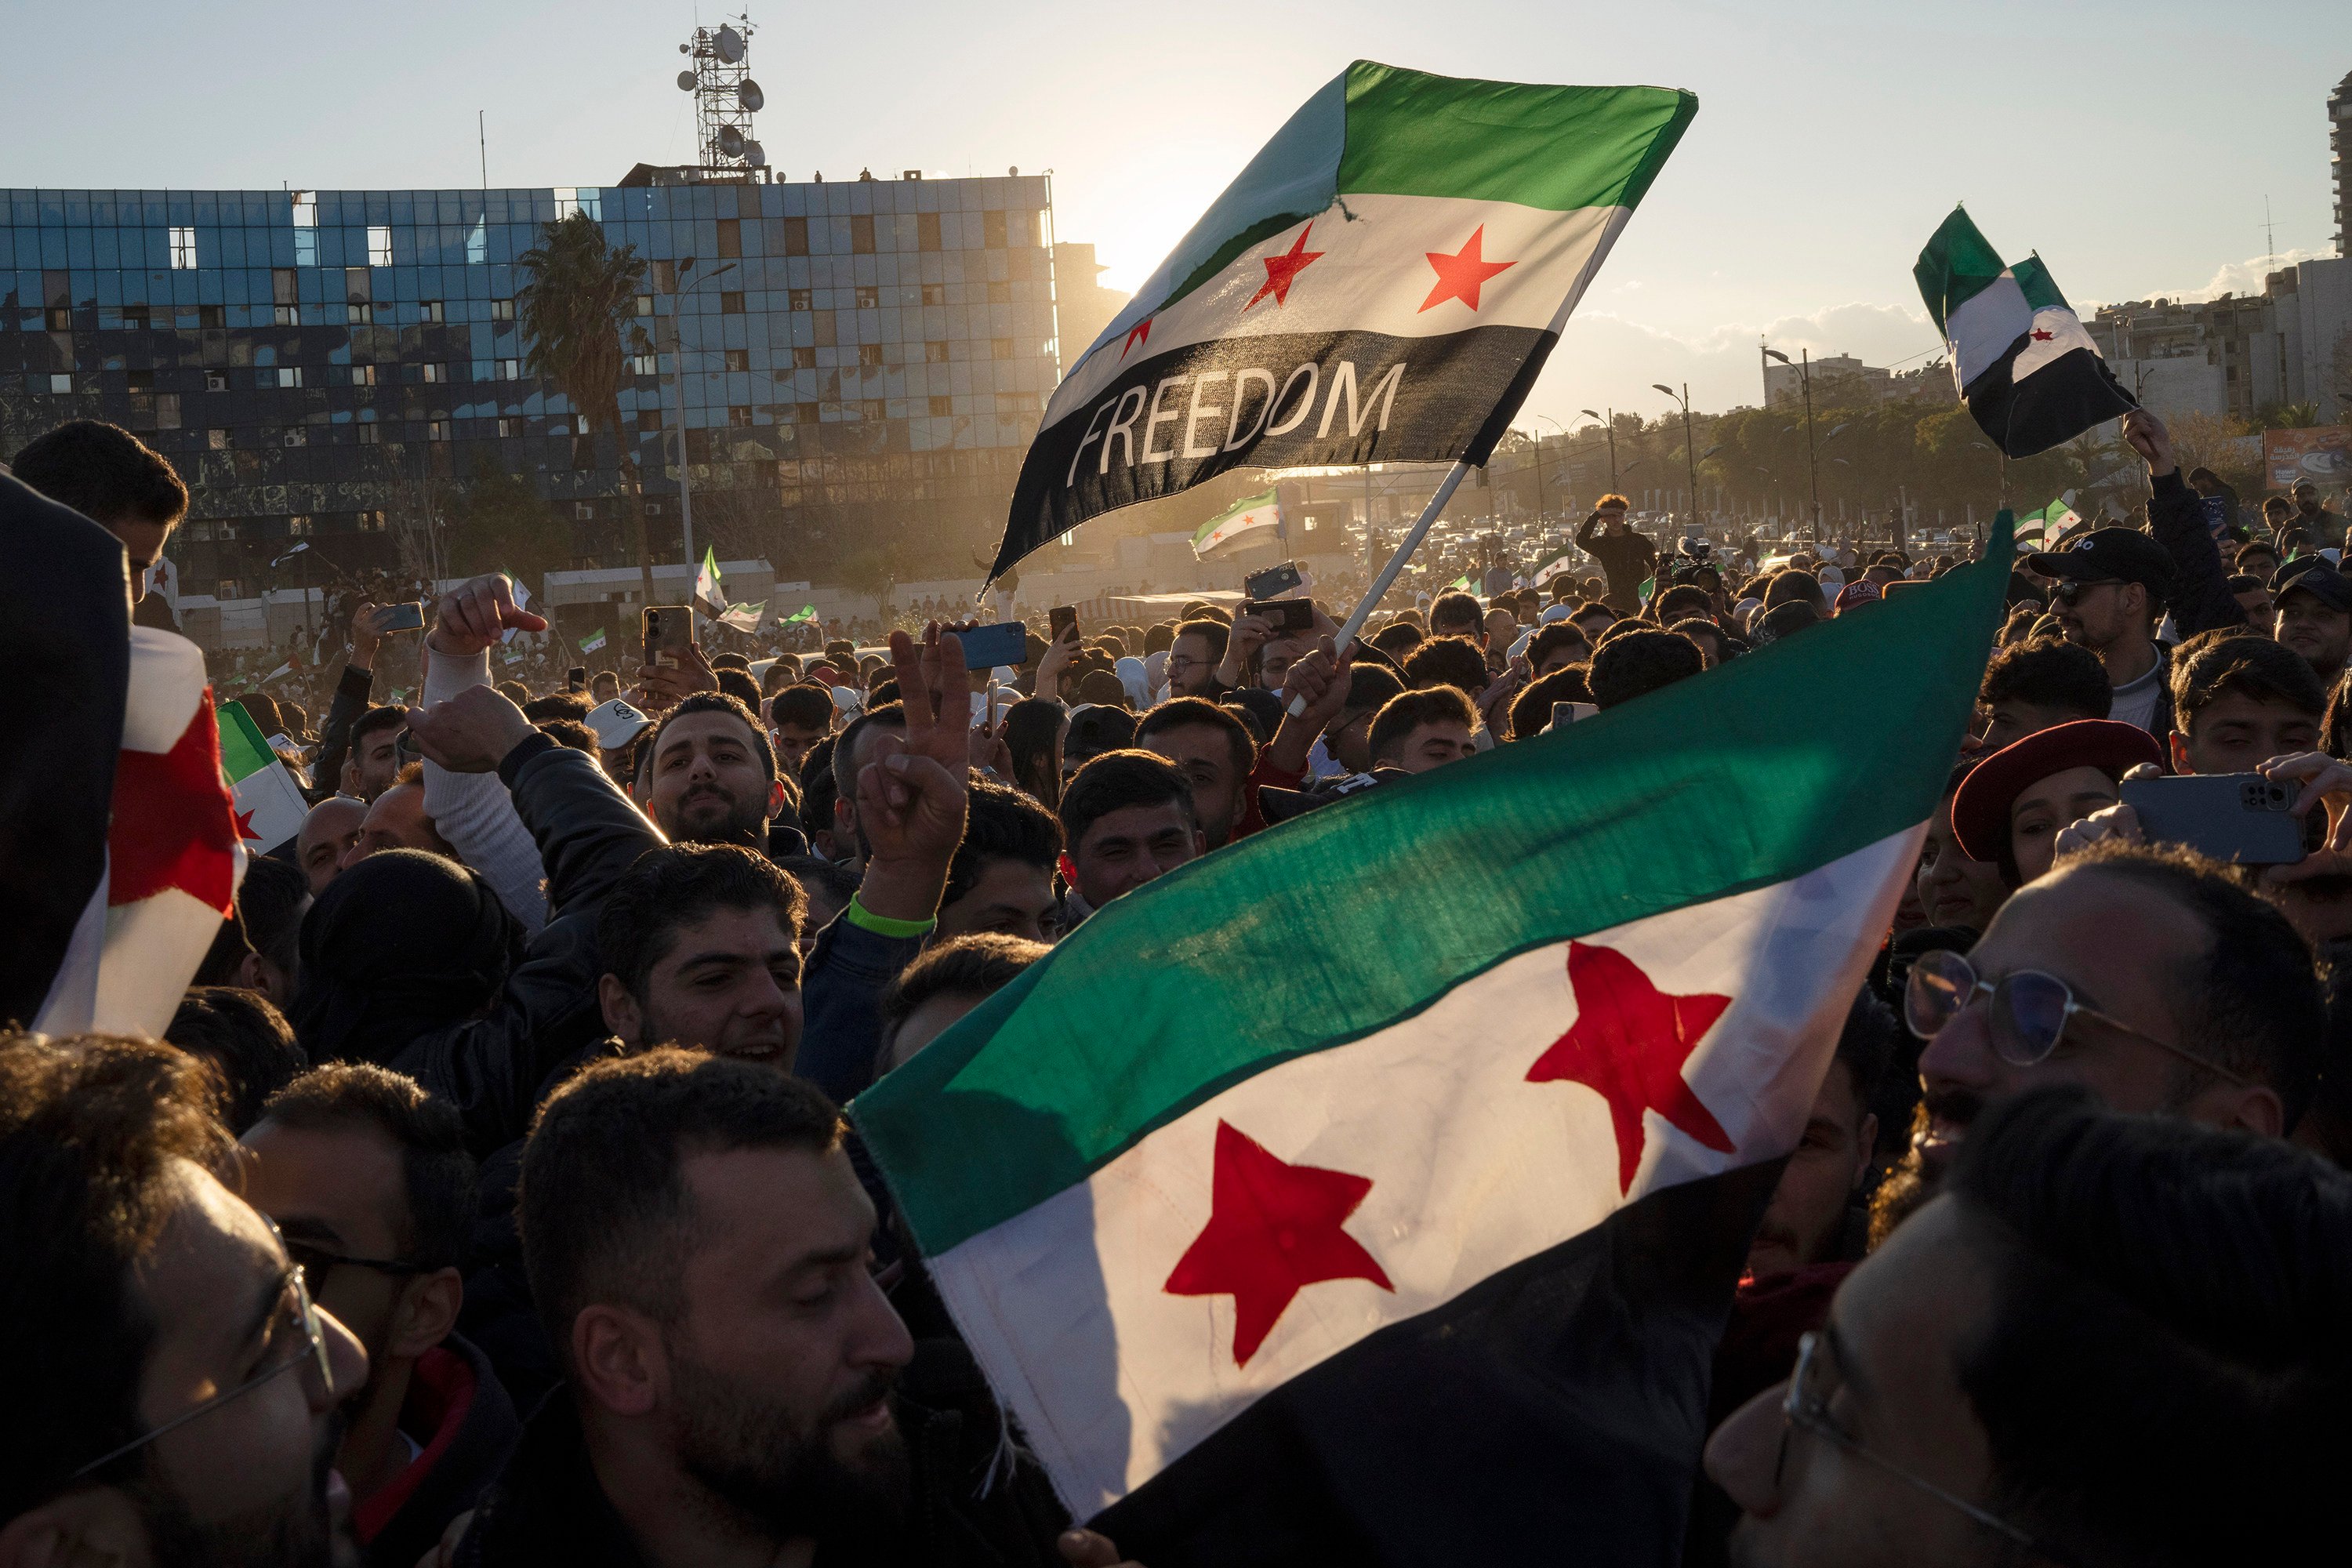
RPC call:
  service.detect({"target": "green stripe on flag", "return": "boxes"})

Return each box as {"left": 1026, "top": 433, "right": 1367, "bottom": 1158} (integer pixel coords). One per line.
{"left": 1339, "top": 64, "right": 1697, "bottom": 216}
{"left": 858, "top": 517, "right": 2015, "bottom": 1254}
{"left": 1914, "top": 205, "right": 2008, "bottom": 334}
{"left": 2012, "top": 254, "right": 2069, "bottom": 314}
{"left": 217, "top": 700, "right": 277, "bottom": 783}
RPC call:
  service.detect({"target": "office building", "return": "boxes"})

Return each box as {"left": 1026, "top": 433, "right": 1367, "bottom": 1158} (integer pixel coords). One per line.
{"left": 0, "top": 172, "right": 1063, "bottom": 609}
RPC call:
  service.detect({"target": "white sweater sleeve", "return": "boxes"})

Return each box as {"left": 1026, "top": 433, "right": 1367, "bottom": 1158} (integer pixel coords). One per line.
{"left": 420, "top": 645, "right": 550, "bottom": 937}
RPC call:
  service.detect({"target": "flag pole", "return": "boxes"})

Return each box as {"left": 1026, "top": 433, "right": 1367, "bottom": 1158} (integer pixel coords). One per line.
{"left": 1287, "top": 458, "right": 1474, "bottom": 717}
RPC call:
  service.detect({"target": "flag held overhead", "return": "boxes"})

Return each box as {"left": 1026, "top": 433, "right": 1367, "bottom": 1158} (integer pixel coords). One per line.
{"left": 985, "top": 62, "right": 1697, "bottom": 582}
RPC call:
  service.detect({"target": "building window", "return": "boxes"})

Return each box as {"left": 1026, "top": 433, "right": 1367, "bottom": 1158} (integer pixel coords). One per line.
{"left": 289, "top": 514, "right": 313, "bottom": 537}
{"left": 422, "top": 362, "right": 448, "bottom": 383}
{"left": 274, "top": 367, "right": 303, "bottom": 388}
{"left": 169, "top": 227, "right": 198, "bottom": 269}
{"left": 920, "top": 283, "right": 946, "bottom": 307}
{"left": 983, "top": 211, "right": 1007, "bottom": 249}
{"left": 720, "top": 292, "right": 745, "bottom": 314}
{"left": 155, "top": 394, "right": 181, "bottom": 430}
{"left": 358, "top": 423, "right": 379, "bottom": 445}
{"left": 357, "top": 510, "right": 387, "bottom": 532}
{"left": 860, "top": 398, "right": 886, "bottom": 422}
{"left": 716, "top": 218, "right": 742, "bottom": 258}
{"left": 724, "top": 348, "right": 750, "bottom": 372}
{"left": 991, "top": 337, "right": 1013, "bottom": 361}
{"left": 368, "top": 226, "right": 392, "bottom": 266}
{"left": 630, "top": 352, "right": 656, "bottom": 376}
{"left": 789, "top": 289, "right": 811, "bottom": 311}
{"left": 121, "top": 306, "right": 150, "bottom": 329}
{"left": 637, "top": 408, "right": 663, "bottom": 430}
{"left": 929, "top": 395, "right": 953, "bottom": 417}
{"left": 554, "top": 188, "right": 581, "bottom": 221}
{"left": 281, "top": 427, "right": 307, "bottom": 448}
{"left": 347, "top": 301, "right": 373, "bottom": 325}
{"left": 427, "top": 419, "right": 449, "bottom": 441}
{"left": 857, "top": 343, "right": 884, "bottom": 368}
{"left": 274, "top": 304, "right": 299, "bottom": 327}
{"left": 850, "top": 216, "right": 874, "bottom": 255}
{"left": 491, "top": 298, "right": 516, "bottom": 322}
{"left": 216, "top": 579, "right": 243, "bottom": 599}
{"left": 421, "top": 300, "right": 445, "bottom": 324}
{"left": 728, "top": 405, "right": 753, "bottom": 426}
{"left": 199, "top": 304, "right": 225, "bottom": 328}
{"left": 495, "top": 358, "right": 521, "bottom": 380}
{"left": 918, "top": 212, "right": 942, "bottom": 252}
{"left": 45, "top": 306, "right": 71, "bottom": 332}
{"left": 793, "top": 346, "right": 816, "bottom": 369}
{"left": 207, "top": 428, "right": 230, "bottom": 449}
{"left": 205, "top": 369, "right": 228, "bottom": 391}
{"left": 855, "top": 285, "right": 879, "bottom": 309}
{"left": 126, "top": 369, "right": 153, "bottom": 393}
{"left": 635, "top": 294, "right": 655, "bottom": 317}
{"left": 924, "top": 339, "right": 949, "bottom": 364}
{"left": 350, "top": 364, "right": 376, "bottom": 387}
{"left": 497, "top": 417, "right": 520, "bottom": 437}
{"left": 574, "top": 502, "right": 594, "bottom": 521}
{"left": 47, "top": 372, "right": 73, "bottom": 394}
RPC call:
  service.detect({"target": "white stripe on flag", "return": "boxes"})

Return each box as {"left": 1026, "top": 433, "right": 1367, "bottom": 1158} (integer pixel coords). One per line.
{"left": 2012, "top": 306, "right": 2101, "bottom": 383}
{"left": 1944, "top": 270, "right": 2032, "bottom": 389}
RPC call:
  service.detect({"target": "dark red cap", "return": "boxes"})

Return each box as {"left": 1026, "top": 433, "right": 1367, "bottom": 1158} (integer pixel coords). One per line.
{"left": 1950, "top": 719, "right": 2164, "bottom": 864}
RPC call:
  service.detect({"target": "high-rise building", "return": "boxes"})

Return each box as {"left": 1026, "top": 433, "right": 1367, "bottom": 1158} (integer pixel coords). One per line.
{"left": 1049, "top": 241, "right": 1127, "bottom": 370}
{"left": 2333, "top": 68, "right": 2351, "bottom": 256}
{"left": 0, "top": 173, "right": 1061, "bottom": 601}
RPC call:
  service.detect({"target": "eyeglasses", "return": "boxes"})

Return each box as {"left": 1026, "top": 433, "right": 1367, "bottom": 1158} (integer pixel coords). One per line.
{"left": 67, "top": 1265, "right": 339, "bottom": 1483}
{"left": 2049, "top": 578, "right": 2121, "bottom": 606}
{"left": 285, "top": 1240, "right": 434, "bottom": 1288}
{"left": 1903, "top": 949, "right": 2245, "bottom": 1084}
{"left": 1164, "top": 655, "right": 1208, "bottom": 673}
{"left": 1778, "top": 1331, "right": 2073, "bottom": 1560}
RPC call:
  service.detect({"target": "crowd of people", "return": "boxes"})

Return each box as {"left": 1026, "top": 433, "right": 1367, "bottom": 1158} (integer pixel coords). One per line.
{"left": 6, "top": 404, "right": 2352, "bottom": 1568}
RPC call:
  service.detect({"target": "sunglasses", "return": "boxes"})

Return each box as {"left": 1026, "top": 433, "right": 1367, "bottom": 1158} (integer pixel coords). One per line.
{"left": 2050, "top": 577, "right": 2126, "bottom": 606}
{"left": 1904, "top": 949, "right": 2245, "bottom": 1083}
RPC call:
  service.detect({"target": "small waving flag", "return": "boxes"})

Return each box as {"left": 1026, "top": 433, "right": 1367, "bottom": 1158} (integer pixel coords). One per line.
{"left": 857, "top": 519, "right": 2014, "bottom": 1557}
{"left": 2013, "top": 496, "right": 2082, "bottom": 553}
{"left": 986, "top": 62, "right": 1697, "bottom": 580}
{"left": 579, "top": 629, "right": 608, "bottom": 654}
{"left": 782, "top": 604, "right": 818, "bottom": 626}
{"left": 693, "top": 546, "right": 729, "bottom": 619}
{"left": 1191, "top": 490, "right": 1283, "bottom": 559}
{"left": 218, "top": 699, "right": 310, "bottom": 853}
{"left": 1916, "top": 207, "right": 2135, "bottom": 458}
{"left": 718, "top": 600, "right": 767, "bottom": 633}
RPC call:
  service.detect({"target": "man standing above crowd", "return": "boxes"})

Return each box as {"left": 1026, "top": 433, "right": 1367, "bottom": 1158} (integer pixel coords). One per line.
{"left": 8, "top": 418, "right": 185, "bottom": 609}
{"left": 1575, "top": 494, "right": 1656, "bottom": 615}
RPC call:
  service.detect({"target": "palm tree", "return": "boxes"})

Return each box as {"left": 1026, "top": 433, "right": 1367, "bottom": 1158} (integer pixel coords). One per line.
{"left": 517, "top": 212, "right": 655, "bottom": 607}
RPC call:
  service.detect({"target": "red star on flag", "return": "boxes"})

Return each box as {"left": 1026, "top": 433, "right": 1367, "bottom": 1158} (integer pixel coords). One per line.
{"left": 1526, "top": 941, "right": 1736, "bottom": 1193}
{"left": 1244, "top": 223, "right": 1324, "bottom": 310}
{"left": 1164, "top": 1120, "right": 1394, "bottom": 1367}
{"left": 1417, "top": 225, "right": 1515, "bottom": 314}
{"left": 108, "top": 690, "right": 240, "bottom": 915}
{"left": 233, "top": 806, "right": 263, "bottom": 842}
{"left": 2031, "top": 328, "right": 2054, "bottom": 340}
{"left": 1122, "top": 316, "right": 1154, "bottom": 358}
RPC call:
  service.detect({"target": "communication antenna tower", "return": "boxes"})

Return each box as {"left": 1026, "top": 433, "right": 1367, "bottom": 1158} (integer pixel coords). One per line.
{"left": 675, "top": 15, "right": 767, "bottom": 179}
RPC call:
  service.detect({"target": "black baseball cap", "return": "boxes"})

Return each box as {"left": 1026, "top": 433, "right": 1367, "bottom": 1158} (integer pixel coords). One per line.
{"left": 1258, "top": 767, "right": 1406, "bottom": 825}
{"left": 2272, "top": 557, "right": 2352, "bottom": 614}
{"left": 2024, "top": 528, "right": 2174, "bottom": 602}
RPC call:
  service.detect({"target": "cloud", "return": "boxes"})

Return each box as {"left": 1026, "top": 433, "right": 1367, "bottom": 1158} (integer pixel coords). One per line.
{"left": 2087, "top": 247, "right": 2333, "bottom": 307}
{"left": 1523, "top": 300, "right": 1944, "bottom": 423}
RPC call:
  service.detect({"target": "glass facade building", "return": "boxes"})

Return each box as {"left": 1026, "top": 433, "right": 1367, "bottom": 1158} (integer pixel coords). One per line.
{"left": 0, "top": 176, "right": 1061, "bottom": 597}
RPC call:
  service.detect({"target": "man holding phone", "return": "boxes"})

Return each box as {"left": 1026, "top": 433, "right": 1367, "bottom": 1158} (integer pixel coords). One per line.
{"left": 318, "top": 599, "right": 423, "bottom": 800}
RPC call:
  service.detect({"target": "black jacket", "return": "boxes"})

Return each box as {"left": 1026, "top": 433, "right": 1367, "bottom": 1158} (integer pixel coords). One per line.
{"left": 1574, "top": 512, "right": 1657, "bottom": 614}
{"left": 358, "top": 1333, "right": 522, "bottom": 1568}
{"left": 383, "top": 732, "right": 663, "bottom": 1158}
{"left": 314, "top": 660, "right": 375, "bottom": 804}
{"left": 455, "top": 1342, "right": 1071, "bottom": 1568}
{"left": 2145, "top": 470, "right": 2250, "bottom": 641}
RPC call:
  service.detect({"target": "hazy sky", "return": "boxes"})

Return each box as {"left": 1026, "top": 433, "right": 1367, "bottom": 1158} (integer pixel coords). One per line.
{"left": 7, "top": 0, "right": 2344, "bottom": 425}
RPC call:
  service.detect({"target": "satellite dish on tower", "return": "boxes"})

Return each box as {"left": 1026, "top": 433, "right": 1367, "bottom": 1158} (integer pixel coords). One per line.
{"left": 717, "top": 125, "right": 746, "bottom": 158}
{"left": 744, "top": 140, "right": 767, "bottom": 167}
{"left": 677, "top": 70, "right": 698, "bottom": 91}
{"left": 714, "top": 24, "right": 745, "bottom": 62}
{"left": 738, "top": 79, "right": 764, "bottom": 112}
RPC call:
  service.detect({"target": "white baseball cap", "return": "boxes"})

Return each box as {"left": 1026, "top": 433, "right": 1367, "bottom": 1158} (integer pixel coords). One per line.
{"left": 583, "top": 698, "right": 653, "bottom": 752}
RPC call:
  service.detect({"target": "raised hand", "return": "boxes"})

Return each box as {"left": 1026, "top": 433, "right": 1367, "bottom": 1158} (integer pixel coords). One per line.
{"left": 405, "top": 685, "right": 539, "bottom": 774}
{"left": 426, "top": 574, "right": 546, "bottom": 658}
{"left": 853, "top": 624, "right": 973, "bottom": 922}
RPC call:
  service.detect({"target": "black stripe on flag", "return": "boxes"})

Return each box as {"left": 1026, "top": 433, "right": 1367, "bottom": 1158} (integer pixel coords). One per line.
{"left": 1090, "top": 1157, "right": 1781, "bottom": 1568}
{"left": 991, "top": 324, "right": 1554, "bottom": 581}
{"left": 0, "top": 473, "right": 132, "bottom": 1025}
{"left": 1965, "top": 336, "right": 2137, "bottom": 459}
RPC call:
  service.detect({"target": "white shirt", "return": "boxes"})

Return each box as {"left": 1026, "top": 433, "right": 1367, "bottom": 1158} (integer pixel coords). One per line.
{"left": 2108, "top": 656, "right": 2162, "bottom": 734}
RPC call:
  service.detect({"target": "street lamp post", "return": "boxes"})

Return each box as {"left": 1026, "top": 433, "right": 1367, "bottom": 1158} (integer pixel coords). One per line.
{"left": 1580, "top": 408, "right": 1619, "bottom": 491}
{"left": 1653, "top": 382, "right": 1699, "bottom": 532}
{"left": 1762, "top": 346, "right": 1822, "bottom": 538}
{"left": 669, "top": 256, "right": 738, "bottom": 572}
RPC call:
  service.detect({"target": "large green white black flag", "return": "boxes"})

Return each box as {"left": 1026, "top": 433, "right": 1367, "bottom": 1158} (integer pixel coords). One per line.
{"left": 985, "top": 61, "right": 1696, "bottom": 581}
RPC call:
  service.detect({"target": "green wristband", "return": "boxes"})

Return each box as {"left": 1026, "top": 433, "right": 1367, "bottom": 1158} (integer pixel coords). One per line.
{"left": 844, "top": 895, "right": 936, "bottom": 939}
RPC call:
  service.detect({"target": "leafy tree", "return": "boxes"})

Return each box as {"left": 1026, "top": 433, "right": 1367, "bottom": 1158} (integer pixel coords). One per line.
{"left": 446, "top": 457, "right": 573, "bottom": 587}
{"left": 517, "top": 212, "right": 655, "bottom": 606}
